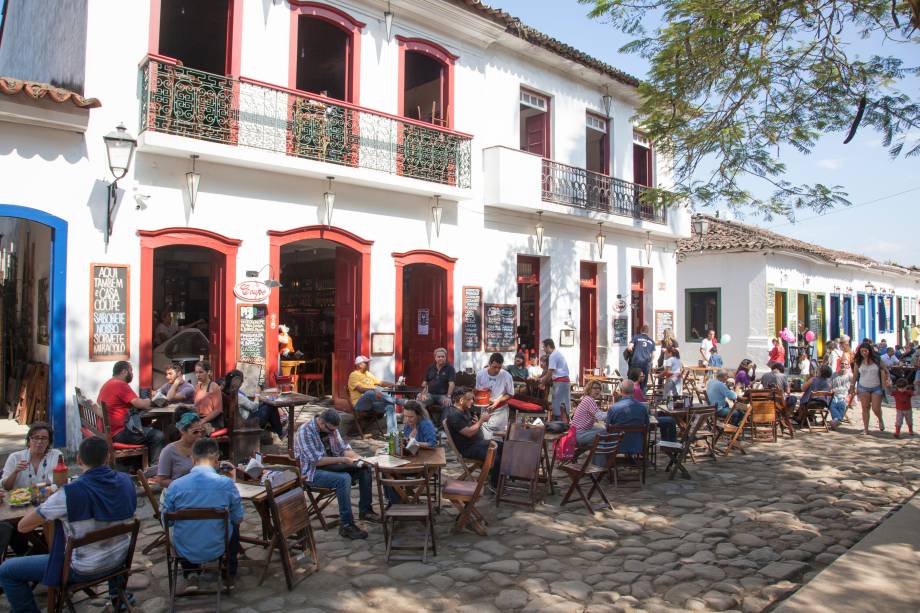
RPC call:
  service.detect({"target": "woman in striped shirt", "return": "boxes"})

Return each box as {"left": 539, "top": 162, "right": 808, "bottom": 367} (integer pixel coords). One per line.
{"left": 571, "top": 379, "right": 606, "bottom": 448}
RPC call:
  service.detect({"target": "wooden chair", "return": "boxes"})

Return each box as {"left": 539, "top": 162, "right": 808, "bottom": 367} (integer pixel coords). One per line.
{"left": 496, "top": 423, "right": 545, "bottom": 510}
{"left": 559, "top": 432, "right": 622, "bottom": 513}
{"left": 217, "top": 390, "right": 261, "bottom": 464}
{"left": 300, "top": 358, "right": 326, "bottom": 397}
{"left": 258, "top": 476, "right": 319, "bottom": 590}
{"left": 714, "top": 402, "right": 752, "bottom": 455}
{"left": 137, "top": 472, "right": 167, "bottom": 554}
{"left": 747, "top": 389, "right": 789, "bottom": 441}
{"left": 75, "top": 388, "right": 148, "bottom": 472}
{"left": 164, "top": 508, "right": 230, "bottom": 611}
{"left": 442, "top": 441, "right": 497, "bottom": 536}
{"left": 442, "top": 418, "right": 483, "bottom": 481}
{"left": 49, "top": 519, "right": 140, "bottom": 613}
{"left": 801, "top": 391, "right": 833, "bottom": 432}
{"left": 604, "top": 423, "right": 649, "bottom": 486}
{"left": 658, "top": 407, "right": 716, "bottom": 480}
{"left": 688, "top": 405, "right": 719, "bottom": 461}
{"left": 334, "top": 396, "right": 381, "bottom": 438}
{"left": 374, "top": 465, "right": 437, "bottom": 562}
{"left": 261, "top": 454, "right": 341, "bottom": 531}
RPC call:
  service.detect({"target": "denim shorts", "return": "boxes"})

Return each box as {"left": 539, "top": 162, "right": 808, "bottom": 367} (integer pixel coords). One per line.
{"left": 857, "top": 384, "right": 883, "bottom": 396}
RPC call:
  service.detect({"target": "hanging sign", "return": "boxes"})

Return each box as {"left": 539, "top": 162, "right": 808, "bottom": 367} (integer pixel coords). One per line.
{"left": 90, "top": 263, "right": 130, "bottom": 361}
{"left": 238, "top": 304, "right": 267, "bottom": 365}
{"left": 462, "top": 286, "right": 483, "bottom": 352}
{"left": 613, "top": 298, "right": 628, "bottom": 313}
{"left": 234, "top": 280, "right": 271, "bottom": 303}
{"left": 417, "top": 308, "right": 430, "bottom": 336}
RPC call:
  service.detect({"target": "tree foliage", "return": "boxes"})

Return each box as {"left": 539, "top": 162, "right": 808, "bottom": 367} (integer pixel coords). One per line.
{"left": 580, "top": 0, "right": 920, "bottom": 217}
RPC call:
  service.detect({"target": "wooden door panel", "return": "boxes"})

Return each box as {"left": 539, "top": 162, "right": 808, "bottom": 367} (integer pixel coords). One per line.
{"left": 525, "top": 114, "right": 547, "bottom": 157}
{"left": 335, "top": 248, "right": 360, "bottom": 398}
{"left": 404, "top": 265, "right": 445, "bottom": 385}
{"left": 209, "top": 252, "right": 224, "bottom": 369}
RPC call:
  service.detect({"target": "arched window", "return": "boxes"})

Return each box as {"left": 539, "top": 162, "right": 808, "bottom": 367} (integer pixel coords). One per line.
{"left": 149, "top": 0, "right": 243, "bottom": 76}
{"left": 397, "top": 37, "right": 457, "bottom": 128}
{"left": 289, "top": 1, "right": 364, "bottom": 103}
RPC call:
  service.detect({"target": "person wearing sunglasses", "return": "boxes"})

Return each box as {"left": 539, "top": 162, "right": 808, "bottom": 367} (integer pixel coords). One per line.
{"left": 155, "top": 412, "right": 204, "bottom": 487}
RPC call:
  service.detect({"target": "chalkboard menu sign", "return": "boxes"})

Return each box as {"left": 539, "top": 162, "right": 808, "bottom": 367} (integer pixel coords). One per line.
{"left": 613, "top": 316, "right": 629, "bottom": 345}
{"left": 461, "top": 286, "right": 482, "bottom": 352}
{"left": 484, "top": 303, "right": 516, "bottom": 352}
{"left": 655, "top": 310, "right": 674, "bottom": 341}
{"left": 238, "top": 304, "right": 267, "bottom": 365}
{"left": 90, "top": 263, "right": 130, "bottom": 361}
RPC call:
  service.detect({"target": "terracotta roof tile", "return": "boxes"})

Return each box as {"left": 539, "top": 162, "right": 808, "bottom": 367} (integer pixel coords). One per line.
{"left": 0, "top": 77, "right": 100, "bottom": 109}
{"left": 446, "top": 0, "right": 641, "bottom": 87}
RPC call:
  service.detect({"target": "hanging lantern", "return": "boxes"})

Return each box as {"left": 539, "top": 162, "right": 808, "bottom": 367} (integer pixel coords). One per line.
{"left": 535, "top": 211, "right": 545, "bottom": 253}
{"left": 645, "top": 231, "right": 652, "bottom": 263}
{"left": 596, "top": 222, "right": 606, "bottom": 259}
{"left": 384, "top": 0, "right": 394, "bottom": 41}
{"left": 186, "top": 155, "right": 200, "bottom": 211}
{"left": 431, "top": 195, "right": 443, "bottom": 237}
{"left": 323, "top": 176, "right": 336, "bottom": 226}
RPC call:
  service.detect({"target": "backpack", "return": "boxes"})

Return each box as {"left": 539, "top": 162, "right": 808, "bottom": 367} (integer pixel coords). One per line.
{"left": 554, "top": 425, "right": 578, "bottom": 462}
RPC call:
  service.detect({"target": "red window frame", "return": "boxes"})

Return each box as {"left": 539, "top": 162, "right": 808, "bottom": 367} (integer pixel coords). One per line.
{"left": 397, "top": 36, "right": 457, "bottom": 129}
{"left": 147, "top": 0, "right": 244, "bottom": 77}
{"left": 287, "top": 1, "right": 365, "bottom": 104}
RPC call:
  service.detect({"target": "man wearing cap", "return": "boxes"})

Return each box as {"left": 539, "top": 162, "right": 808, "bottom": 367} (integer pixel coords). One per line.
{"left": 347, "top": 356, "right": 404, "bottom": 422}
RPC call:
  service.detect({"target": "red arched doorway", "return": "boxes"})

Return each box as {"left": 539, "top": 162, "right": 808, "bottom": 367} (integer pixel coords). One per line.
{"left": 138, "top": 228, "right": 241, "bottom": 389}
{"left": 393, "top": 250, "right": 456, "bottom": 384}
{"left": 269, "top": 226, "right": 371, "bottom": 399}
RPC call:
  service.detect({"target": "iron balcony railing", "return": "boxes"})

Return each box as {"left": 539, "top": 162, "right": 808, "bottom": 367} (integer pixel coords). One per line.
{"left": 541, "top": 158, "right": 667, "bottom": 224}
{"left": 139, "top": 56, "right": 472, "bottom": 189}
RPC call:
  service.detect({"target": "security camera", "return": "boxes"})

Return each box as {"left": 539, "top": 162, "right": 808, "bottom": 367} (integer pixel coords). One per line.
{"left": 134, "top": 194, "right": 150, "bottom": 211}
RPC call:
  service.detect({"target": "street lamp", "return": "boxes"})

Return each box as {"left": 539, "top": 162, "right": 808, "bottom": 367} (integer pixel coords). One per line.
{"left": 535, "top": 211, "right": 545, "bottom": 253}
{"left": 431, "top": 195, "right": 443, "bottom": 237}
{"left": 186, "top": 155, "right": 200, "bottom": 211}
{"left": 102, "top": 123, "right": 137, "bottom": 248}
{"left": 384, "top": 0, "right": 394, "bottom": 41}
{"left": 596, "top": 222, "right": 605, "bottom": 259}
{"left": 692, "top": 216, "right": 709, "bottom": 252}
{"left": 865, "top": 282, "right": 876, "bottom": 294}
{"left": 323, "top": 176, "right": 336, "bottom": 227}
{"left": 602, "top": 85, "right": 613, "bottom": 119}
{"left": 645, "top": 231, "right": 653, "bottom": 264}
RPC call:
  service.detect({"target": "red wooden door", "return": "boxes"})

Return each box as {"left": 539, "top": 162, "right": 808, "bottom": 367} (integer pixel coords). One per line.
{"left": 631, "top": 268, "right": 645, "bottom": 337}
{"left": 334, "top": 247, "right": 361, "bottom": 398}
{"left": 525, "top": 114, "right": 547, "bottom": 157}
{"left": 209, "top": 252, "right": 226, "bottom": 371}
{"left": 580, "top": 263, "right": 598, "bottom": 377}
{"left": 403, "top": 265, "right": 446, "bottom": 385}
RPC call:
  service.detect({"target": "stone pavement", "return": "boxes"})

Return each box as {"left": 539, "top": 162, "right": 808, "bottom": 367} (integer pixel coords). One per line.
{"left": 4, "top": 401, "right": 920, "bottom": 612}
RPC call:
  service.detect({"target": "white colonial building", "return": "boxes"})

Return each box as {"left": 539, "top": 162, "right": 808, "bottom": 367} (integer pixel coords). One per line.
{"left": 677, "top": 215, "right": 920, "bottom": 371}
{"left": 0, "top": 0, "right": 689, "bottom": 447}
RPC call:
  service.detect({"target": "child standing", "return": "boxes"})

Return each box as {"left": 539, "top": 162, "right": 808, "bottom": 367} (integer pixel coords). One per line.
{"left": 892, "top": 378, "right": 914, "bottom": 438}
{"left": 708, "top": 346, "right": 723, "bottom": 368}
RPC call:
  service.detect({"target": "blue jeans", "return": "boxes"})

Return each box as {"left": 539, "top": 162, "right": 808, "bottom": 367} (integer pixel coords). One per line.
{"left": 0, "top": 553, "right": 129, "bottom": 613}
{"left": 657, "top": 415, "right": 677, "bottom": 441}
{"left": 829, "top": 398, "right": 847, "bottom": 421}
{"left": 551, "top": 381, "right": 571, "bottom": 419}
{"left": 308, "top": 466, "right": 373, "bottom": 526}
{"left": 178, "top": 524, "right": 240, "bottom": 577}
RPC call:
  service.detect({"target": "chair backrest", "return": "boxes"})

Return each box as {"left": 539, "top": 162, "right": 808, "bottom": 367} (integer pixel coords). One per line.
{"left": 137, "top": 473, "right": 161, "bottom": 518}
{"left": 591, "top": 432, "right": 623, "bottom": 471}
{"left": 499, "top": 437, "right": 542, "bottom": 480}
{"left": 163, "top": 508, "right": 229, "bottom": 563}
{"left": 606, "top": 422, "right": 649, "bottom": 458}
{"left": 748, "top": 389, "right": 782, "bottom": 424}
{"left": 685, "top": 408, "right": 716, "bottom": 446}
{"left": 442, "top": 418, "right": 466, "bottom": 462}
{"left": 265, "top": 478, "right": 310, "bottom": 540}
{"left": 375, "top": 465, "right": 433, "bottom": 518}
{"left": 508, "top": 422, "right": 545, "bottom": 444}
{"left": 76, "top": 387, "right": 107, "bottom": 440}
{"left": 468, "top": 441, "right": 497, "bottom": 501}
{"left": 61, "top": 518, "right": 140, "bottom": 586}
{"left": 261, "top": 454, "right": 305, "bottom": 489}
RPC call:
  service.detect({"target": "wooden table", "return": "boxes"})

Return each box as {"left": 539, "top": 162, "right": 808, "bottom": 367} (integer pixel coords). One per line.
{"left": 0, "top": 503, "right": 54, "bottom": 549}
{"left": 233, "top": 481, "right": 272, "bottom": 547}
{"left": 140, "top": 405, "right": 182, "bottom": 441}
{"left": 390, "top": 386, "right": 423, "bottom": 398}
{"left": 261, "top": 393, "right": 317, "bottom": 453}
{"left": 364, "top": 447, "right": 446, "bottom": 507}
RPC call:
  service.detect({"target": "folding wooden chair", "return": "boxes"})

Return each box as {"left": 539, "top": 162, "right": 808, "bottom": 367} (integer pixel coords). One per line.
{"left": 137, "top": 472, "right": 167, "bottom": 555}
{"left": 748, "top": 389, "right": 790, "bottom": 441}
{"left": 164, "top": 508, "right": 230, "bottom": 612}
{"left": 605, "top": 423, "right": 649, "bottom": 487}
{"left": 802, "top": 391, "right": 833, "bottom": 432}
{"left": 48, "top": 519, "right": 140, "bottom": 613}
{"left": 261, "top": 453, "right": 340, "bottom": 531}
{"left": 76, "top": 388, "right": 148, "bottom": 472}
{"left": 334, "top": 396, "right": 381, "bottom": 438}
{"left": 258, "top": 476, "right": 318, "bottom": 590}
{"left": 559, "top": 433, "right": 622, "bottom": 513}
{"left": 658, "top": 407, "right": 715, "bottom": 480}
{"left": 496, "top": 423, "right": 544, "bottom": 510}
{"left": 442, "top": 441, "right": 496, "bottom": 536}
{"left": 714, "top": 402, "right": 752, "bottom": 455}
{"left": 443, "top": 418, "right": 483, "bottom": 481}
{"left": 688, "top": 405, "right": 719, "bottom": 462}
{"left": 374, "top": 465, "right": 436, "bottom": 562}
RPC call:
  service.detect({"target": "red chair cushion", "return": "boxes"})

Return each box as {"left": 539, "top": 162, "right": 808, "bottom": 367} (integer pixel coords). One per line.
{"left": 508, "top": 398, "right": 543, "bottom": 413}
{"left": 210, "top": 428, "right": 228, "bottom": 438}
{"left": 112, "top": 442, "right": 145, "bottom": 450}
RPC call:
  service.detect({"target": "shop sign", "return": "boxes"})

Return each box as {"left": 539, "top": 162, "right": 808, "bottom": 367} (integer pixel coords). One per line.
{"left": 613, "top": 298, "right": 627, "bottom": 313}
{"left": 90, "top": 263, "right": 130, "bottom": 361}
{"left": 234, "top": 280, "right": 270, "bottom": 303}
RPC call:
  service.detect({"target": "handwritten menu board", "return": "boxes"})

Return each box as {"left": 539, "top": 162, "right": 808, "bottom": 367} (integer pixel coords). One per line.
{"left": 613, "top": 316, "right": 629, "bottom": 345}
{"left": 238, "top": 304, "right": 267, "bottom": 365}
{"left": 655, "top": 310, "right": 674, "bottom": 341}
{"left": 484, "top": 303, "right": 516, "bottom": 352}
{"left": 462, "top": 286, "right": 482, "bottom": 351}
{"left": 90, "top": 263, "right": 129, "bottom": 361}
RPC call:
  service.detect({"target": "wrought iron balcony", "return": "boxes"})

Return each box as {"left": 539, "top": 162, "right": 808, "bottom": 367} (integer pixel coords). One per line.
{"left": 541, "top": 159, "right": 666, "bottom": 224}
{"left": 139, "top": 56, "right": 472, "bottom": 189}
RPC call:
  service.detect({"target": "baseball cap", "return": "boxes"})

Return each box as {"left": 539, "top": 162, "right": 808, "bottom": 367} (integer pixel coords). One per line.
{"left": 354, "top": 355, "right": 370, "bottom": 365}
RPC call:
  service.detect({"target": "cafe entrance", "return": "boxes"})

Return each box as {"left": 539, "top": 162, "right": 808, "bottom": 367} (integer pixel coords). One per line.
{"left": 139, "top": 228, "right": 239, "bottom": 390}
{"left": 269, "top": 226, "right": 371, "bottom": 399}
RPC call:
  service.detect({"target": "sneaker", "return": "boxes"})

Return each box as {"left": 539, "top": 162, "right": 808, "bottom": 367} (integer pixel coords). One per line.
{"left": 339, "top": 523, "right": 368, "bottom": 539}
{"left": 359, "top": 509, "right": 381, "bottom": 523}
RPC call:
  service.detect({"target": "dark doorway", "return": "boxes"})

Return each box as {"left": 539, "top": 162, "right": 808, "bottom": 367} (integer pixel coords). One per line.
{"left": 295, "top": 15, "right": 349, "bottom": 101}
{"left": 580, "top": 263, "right": 598, "bottom": 379}
{"left": 159, "top": 0, "right": 231, "bottom": 74}
{"left": 517, "top": 256, "right": 541, "bottom": 361}
{"left": 403, "top": 51, "right": 446, "bottom": 125}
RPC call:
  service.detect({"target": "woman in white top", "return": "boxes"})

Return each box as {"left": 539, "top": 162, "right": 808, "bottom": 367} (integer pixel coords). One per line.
{"left": 699, "top": 330, "right": 716, "bottom": 364}
{"left": 2, "top": 422, "right": 62, "bottom": 491}
{"left": 850, "top": 341, "right": 889, "bottom": 434}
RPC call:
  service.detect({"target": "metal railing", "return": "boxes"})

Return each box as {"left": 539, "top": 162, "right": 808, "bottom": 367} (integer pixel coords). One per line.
{"left": 541, "top": 158, "right": 667, "bottom": 223}
{"left": 139, "top": 56, "right": 472, "bottom": 189}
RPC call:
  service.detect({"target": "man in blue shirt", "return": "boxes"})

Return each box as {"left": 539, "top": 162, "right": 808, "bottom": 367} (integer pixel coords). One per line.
{"left": 162, "top": 438, "right": 243, "bottom": 590}
{"left": 626, "top": 325, "right": 656, "bottom": 393}
{"left": 605, "top": 380, "right": 651, "bottom": 454}
{"left": 707, "top": 370, "right": 741, "bottom": 424}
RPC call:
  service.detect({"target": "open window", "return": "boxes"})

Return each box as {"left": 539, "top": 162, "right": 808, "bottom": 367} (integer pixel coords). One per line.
{"left": 520, "top": 89, "right": 551, "bottom": 158}
{"left": 633, "top": 130, "right": 653, "bottom": 187}
{"left": 685, "top": 288, "right": 721, "bottom": 343}
{"left": 289, "top": 2, "right": 364, "bottom": 103}
{"left": 586, "top": 112, "right": 609, "bottom": 174}
{"left": 156, "top": 0, "right": 233, "bottom": 75}
{"left": 398, "top": 37, "right": 455, "bottom": 128}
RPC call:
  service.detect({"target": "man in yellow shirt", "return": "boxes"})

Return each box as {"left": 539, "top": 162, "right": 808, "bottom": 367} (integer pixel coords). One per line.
{"left": 347, "top": 356, "right": 403, "bottom": 427}
{"left": 911, "top": 324, "right": 920, "bottom": 344}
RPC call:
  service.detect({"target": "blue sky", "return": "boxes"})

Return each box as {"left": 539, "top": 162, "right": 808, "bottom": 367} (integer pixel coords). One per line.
{"left": 496, "top": 0, "right": 920, "bottom": 265}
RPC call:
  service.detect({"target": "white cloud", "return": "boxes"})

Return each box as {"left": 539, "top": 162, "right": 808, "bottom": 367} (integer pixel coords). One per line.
{"left": 816, "top": 158, "right": 842, "bottom": 170}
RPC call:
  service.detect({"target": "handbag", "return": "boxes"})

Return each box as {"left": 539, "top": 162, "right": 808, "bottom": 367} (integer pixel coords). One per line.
{"left": 126, "top": 408, "right": 144, "bottom": 435}
{"left": 553, "top": 426, "right": 578, "bottom": 462}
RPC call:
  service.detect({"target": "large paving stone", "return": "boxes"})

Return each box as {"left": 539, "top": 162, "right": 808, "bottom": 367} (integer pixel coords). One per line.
{"left": 550, "top": 580, "right": 593, "bottom": 601}
{"left": 759, "top": 561, "right": 807, "bottom": 581}
{"left": 388, "top": 562, "right": 438, "bottom": 581}
{"left": 495, "top": 589, "right": 529, "bottom": 609}
{"left": 481, "top": 560, "right": 521, "bottom": 574}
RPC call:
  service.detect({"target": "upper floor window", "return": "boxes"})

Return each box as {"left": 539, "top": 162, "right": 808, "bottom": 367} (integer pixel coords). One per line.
{"left": 633, "top": 129, "right": 653, "bottom": 187}
{"left": 586, "top": 112, "right": 608, "bottom": 175}
{"left": 289, "top": 2, "right": 364, "bottom": 103}
{"left": 153, "top": 0, "right": 240, "bottom": 76}
{"left": 520, "top": 88, "right": 551, "bottom": 158}
{"left": 398, "top": 37, "right": 456, "bottom": 128}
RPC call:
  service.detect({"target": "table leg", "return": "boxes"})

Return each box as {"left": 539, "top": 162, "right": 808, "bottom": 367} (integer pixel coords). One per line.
{"left": 288, "top": 406, "right": 295, "bottom": 454}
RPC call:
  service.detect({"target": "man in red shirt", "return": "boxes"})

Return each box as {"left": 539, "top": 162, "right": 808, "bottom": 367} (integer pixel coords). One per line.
{"left": 97, "top": 361, "right": 163, "bottom": 462}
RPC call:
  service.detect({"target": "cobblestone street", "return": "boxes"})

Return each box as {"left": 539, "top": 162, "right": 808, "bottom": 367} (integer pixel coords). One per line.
{"left": 24, "top": 401, "right": 915, "bottom": 613}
